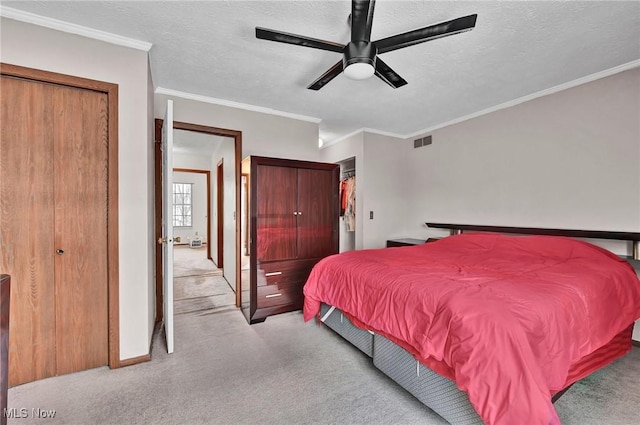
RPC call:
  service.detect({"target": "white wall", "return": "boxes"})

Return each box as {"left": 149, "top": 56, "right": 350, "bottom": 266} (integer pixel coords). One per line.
{"left": 154, "top": 94, "right": 321, "bottom": 161}
{"left": 1, "top": 18, "right": 154, "bottom": 360}
{"left": 320, "top": 133, "right": 365, "bottom": 250}
{"left": 173, "top": 150, "right": 212, "bottom": 170}
{"left": 172, "top": 170, "right": 208, "bottom": 245}
{"left": 210, "top": 141, "right": 236, "bottom": 286}
{"left": 361, "top": 132, "right": 408, "bottom": 249}
{"left": 320, "top": 131, "right": 409, "bottom": 250}
{"left": 146, "top": 58, "right": 156, "bottom": 345}
{"left": 401, "top": 68, "right": 640, "bottom": 246}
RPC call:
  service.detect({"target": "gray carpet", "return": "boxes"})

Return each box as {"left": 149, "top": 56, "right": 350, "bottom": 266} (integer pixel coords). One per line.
{"left": 173, "top": 245, "right": 222, "bottom": 278}
{"left": 6, "top": 308, "right": 640, "bottom": 425}
{"left": 172, "top": 245, "right": 233, "bottom": 315}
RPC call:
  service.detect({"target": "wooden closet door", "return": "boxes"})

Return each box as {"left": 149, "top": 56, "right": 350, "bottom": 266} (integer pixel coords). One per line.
{"left": 255, "top": 165, "right": 297, "bottom": 261}
{"left": 0, "top": 76, "right": 109, "bottom": 386}
{"left": 53, "top": 84, "right": 109, "bottom": 375}
{"left": 0, "top": 76, "right": 57, "bottom": 385}
{"left": 296, "top": 168, "right": 336, "bottom": 259}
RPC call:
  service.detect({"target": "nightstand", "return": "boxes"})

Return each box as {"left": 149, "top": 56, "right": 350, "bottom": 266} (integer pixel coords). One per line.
{"left": 386, "top": 238, "right": 426, "bottom": 247}
{"left": 386, "top": 238, "right": 442, "bottom": 247}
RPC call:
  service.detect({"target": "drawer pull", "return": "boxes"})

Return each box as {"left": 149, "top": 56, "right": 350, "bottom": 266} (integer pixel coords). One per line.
{"left": 265, "top": 271, "right": 282, "bottom": 277}
{"left": 265, "top": 293, "right": 282, "bottom": 298}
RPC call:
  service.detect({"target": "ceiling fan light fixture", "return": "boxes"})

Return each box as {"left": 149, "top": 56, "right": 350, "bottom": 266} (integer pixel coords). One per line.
{"left": 342, "top": 41, "right": 377, "bottom": 80}
{"left": 344, "top": 61, "right": 375, "bottom": 80}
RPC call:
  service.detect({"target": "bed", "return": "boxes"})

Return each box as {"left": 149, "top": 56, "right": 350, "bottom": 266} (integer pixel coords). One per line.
{"left": 303, "top": 223, "right": 640, "bottom": 425}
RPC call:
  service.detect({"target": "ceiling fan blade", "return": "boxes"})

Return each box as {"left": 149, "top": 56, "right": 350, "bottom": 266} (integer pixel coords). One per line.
{"left": 307, "top": 61, "right": 344, "bottom": 91}
{"left": 374, "top": 57, "right": 408, "bottom": 89}
{"left": 375, "top": 14, "right": 478, "bottom": 54}
{"left": 351, "top": 0, "right": 376, "bottom": 42}
{"left": 256, "top": 27, "right": 344, "bottom": 53}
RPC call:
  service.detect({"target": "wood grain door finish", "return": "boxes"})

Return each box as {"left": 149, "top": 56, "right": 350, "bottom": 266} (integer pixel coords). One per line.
{"left": 256, "top": 164, "right": 297, "bottom": 262}
{"left": 296, "top": 168, "right": 336, "bottom": 259}
{"left": 0, "top": 75, "right": 109, "bottom": 386}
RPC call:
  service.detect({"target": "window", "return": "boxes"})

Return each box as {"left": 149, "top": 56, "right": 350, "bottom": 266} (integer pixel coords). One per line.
{"left": 173, "top": 183, "right": 193, "bottom": 227}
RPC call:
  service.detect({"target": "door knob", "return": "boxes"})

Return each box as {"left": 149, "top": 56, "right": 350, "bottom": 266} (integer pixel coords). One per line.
{"left": 158, "top": 237, "right": 181, "bottom": 244}
{"left": 56, "top": 249, "right": 64, "bottom": 255}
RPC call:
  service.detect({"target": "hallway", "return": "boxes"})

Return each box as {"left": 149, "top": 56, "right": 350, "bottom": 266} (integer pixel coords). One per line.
{"left": 173, "top": 245, "right": 235, "bottom": 315}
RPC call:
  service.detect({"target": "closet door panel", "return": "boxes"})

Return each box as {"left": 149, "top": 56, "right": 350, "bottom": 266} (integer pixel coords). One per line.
{"left": 255, "top": 165, "right": 297, "bottom": 261}
{"left": 0, "top": 77, "right": 57, "bottom": 386}
{"left": 53, "top": 85, "right": 109, "bottom": 375}
{"left": 296, "top": 168, "right": 336, "bottom": 259}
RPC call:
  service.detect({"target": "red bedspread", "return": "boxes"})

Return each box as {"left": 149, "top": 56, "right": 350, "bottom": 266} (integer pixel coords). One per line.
{"left": 303, "top": 233, "right": 640, "bottom": 425}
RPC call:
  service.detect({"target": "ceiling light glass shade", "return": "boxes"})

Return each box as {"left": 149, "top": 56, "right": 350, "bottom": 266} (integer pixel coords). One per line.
{"left": 344, "top": 62, "right": 375, "bottom": 80}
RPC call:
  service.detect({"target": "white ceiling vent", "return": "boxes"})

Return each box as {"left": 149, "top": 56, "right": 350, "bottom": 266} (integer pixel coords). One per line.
{"left": 413, "top": 135, "right": 432, "bottom": 149}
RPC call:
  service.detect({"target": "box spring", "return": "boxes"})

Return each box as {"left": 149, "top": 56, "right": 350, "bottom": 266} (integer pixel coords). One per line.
{"left": 320, "top": 303, "right": 373, "bottom": 357}
{"left": 319, "top": 303, "right": 634, "bottom": 425}
{"left": 319, "top": 303, "right": 482, "bottom": 423}
{"left": 373, "top": 333, "right": 483, "bottom": 425}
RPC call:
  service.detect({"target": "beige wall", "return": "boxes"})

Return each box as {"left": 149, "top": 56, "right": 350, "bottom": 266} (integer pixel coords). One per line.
{"left": 154, "top": 94, "right": 321, "bottom": 162}
{"left": 401, "top": 67, "right": 640, "bottom": 244}
{"left": 398, "top": 67, "right": 640, "bottom": 340}
{"left": 1, "top": 18, "right": 155, "bottom": 360}
{"left": 320, "top": 132, "right": 365, "bottom": 250}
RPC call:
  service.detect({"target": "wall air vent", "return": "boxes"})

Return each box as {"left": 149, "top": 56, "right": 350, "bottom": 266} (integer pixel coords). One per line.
{"left": 413, "top": 135, "right": 432, "bottom": 148}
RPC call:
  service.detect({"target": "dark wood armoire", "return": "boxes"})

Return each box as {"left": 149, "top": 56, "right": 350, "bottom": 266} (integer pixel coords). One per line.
{"left": 240, "top": 156, "right": 339, "bottom": 324}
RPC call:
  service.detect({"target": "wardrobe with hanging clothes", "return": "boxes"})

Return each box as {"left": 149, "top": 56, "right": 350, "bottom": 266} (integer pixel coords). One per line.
{"left": 338, "top": 157, "right": 356, "bottom": 252}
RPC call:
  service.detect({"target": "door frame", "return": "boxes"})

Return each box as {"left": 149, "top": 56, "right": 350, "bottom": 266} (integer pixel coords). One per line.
{"left": 216, "top": 159, "right": 224, "bottom": 268}
{"left": 172, "top": 168, "right": 212, "bottom": 259}
{"left": 154, "top": 120, "right": 242, "bottom": 321}
{"left": 1, "top": 63, "right": 120, "bottom": 369}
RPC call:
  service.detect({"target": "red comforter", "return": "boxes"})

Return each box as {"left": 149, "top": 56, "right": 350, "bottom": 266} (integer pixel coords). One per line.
{"left": 303, "top": 233, "right": 640, "bottom": 425}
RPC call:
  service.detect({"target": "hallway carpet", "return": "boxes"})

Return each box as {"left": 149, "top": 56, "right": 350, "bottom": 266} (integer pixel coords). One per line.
{"left": 6, "top": 308, "right": 640, "bottom": 425}
{"left": 172, "top": 245, "right": 234, "bottom": 315}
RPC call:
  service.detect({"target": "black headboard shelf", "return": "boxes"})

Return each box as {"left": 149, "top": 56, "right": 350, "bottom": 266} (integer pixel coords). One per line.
{"left": 425, "top": 222, "right": 640, "bottom": 259}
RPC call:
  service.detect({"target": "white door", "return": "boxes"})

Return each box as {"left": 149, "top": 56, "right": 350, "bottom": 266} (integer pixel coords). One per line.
{"left": 161, "top": 100, "right": 175, "bottom": 353}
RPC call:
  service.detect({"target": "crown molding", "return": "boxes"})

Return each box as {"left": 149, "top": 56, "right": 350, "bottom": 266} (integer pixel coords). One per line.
{"left": 0, "top": 6, "right": 152, "bottom": 51}
{"left": 155, "top": 87, "right": 322, "bottom": 124}
{"left": 324, "top": 60, "right": 640, "bottom": 145}
{"left": 404, "top": 60, "right": 640, "bottom": 140}
{"left": 321, "top": 127, "right": 405, "bottom": 149}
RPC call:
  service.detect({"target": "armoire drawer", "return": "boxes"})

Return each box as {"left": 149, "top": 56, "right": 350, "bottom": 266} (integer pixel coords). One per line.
{"left": 256, "top": 281, "right": 303, "bottom": 308}
{"left": 258, "top": 259, "right": 319, "bottom": 286}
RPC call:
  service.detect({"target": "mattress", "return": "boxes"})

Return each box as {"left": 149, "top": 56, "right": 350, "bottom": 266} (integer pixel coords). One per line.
{"left": 304, "top": 233, "right": 640, "bottom": 424}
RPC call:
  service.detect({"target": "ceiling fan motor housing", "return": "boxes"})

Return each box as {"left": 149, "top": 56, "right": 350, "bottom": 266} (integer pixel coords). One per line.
{"left": 343, "top": 41, "right": 377, "bottom": 71}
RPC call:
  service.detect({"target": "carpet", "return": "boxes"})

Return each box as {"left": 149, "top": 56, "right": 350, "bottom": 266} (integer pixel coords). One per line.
{"left": 174, "top": 275, "right": 235, "bottom": 315}
{"left": 6, "top": 310, "right": 640, "bottom": 425}
{"left": 173, "top": 245, "right": 222, "bottom": 278}
{"left": 172, "top": 245, "right": 234, "bottom": 315}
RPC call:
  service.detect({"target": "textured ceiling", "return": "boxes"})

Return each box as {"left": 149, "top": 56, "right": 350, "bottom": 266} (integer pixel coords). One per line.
{"left": 3, "top": 1, "right": 639, "bottom": 144}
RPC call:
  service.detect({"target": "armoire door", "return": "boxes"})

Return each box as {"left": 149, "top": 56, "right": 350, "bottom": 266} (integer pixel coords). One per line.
{"left": 255, "top": 164, "right": 297, "bottom": 262}
{"left": 296, "top": 168, "right": 336, "bottom": 259}
{"left": 0, "top": 75, "right": 109, "bottom": 386}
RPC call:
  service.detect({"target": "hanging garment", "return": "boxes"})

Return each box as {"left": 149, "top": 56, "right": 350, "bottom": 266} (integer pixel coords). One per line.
{"left": 343, "top": 176, "right": 356, "bottom": 232}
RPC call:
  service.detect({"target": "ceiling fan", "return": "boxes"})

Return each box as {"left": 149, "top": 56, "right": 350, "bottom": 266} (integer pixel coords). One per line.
{"left": 256, "top": 0, "right": 477, "bottom": 90}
